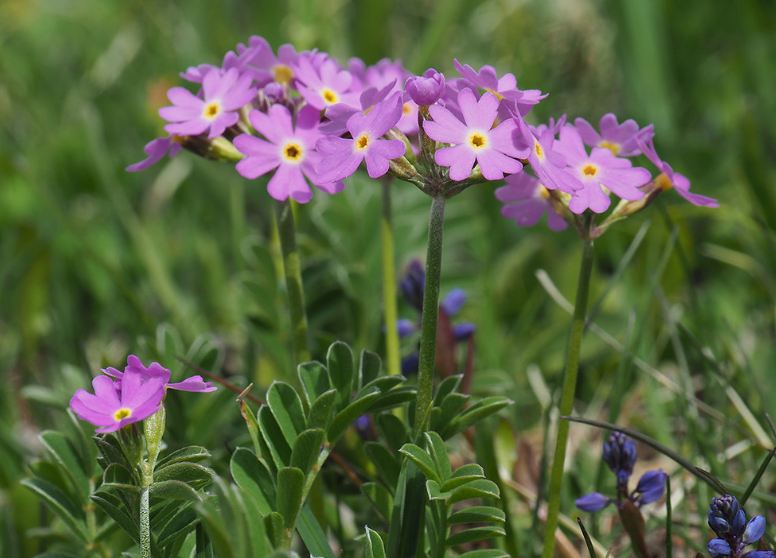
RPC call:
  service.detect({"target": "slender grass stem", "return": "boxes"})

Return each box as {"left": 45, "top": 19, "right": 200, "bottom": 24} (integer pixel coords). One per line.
{"left": 412, "top": 194, "right": 446, "bottom": 439}
{"left": 542, "top": 217, "right": 595, "bottom": 558}
{"left": 274, "top": 200, "right": 311, "bottom": 364}
{"left": 381, "top": 180, "right": 401, "bottom": 375}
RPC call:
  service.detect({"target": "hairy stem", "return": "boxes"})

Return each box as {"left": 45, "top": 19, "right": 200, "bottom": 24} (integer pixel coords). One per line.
{"left": 541, "top": 220, "right": 595, "bottom": 558}
{"left": 381, "top": 180, "right": 401, "bottom": 375}
{"left": 140, "top": 408, "right": 165, "bottom": 558}
{"left": 412, "top": 194, "right": 446, "bottom": 439}
{"left": 274, "top": 200, "right": 311, "bottom": 364}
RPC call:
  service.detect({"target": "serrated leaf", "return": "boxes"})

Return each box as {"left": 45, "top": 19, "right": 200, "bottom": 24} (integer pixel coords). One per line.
{"left": 276, "top": 467, "right": 305, "bottom": 529}
{"left": 364, "top": 526, "right": 387, "bottom": 558}
{"left": 39, "top": 431, "right": 90, "bottom": 499}
{"left": 230, "top": 447, "right": 276, "bottom": 516}
{"left": 359, "top": 350, "right": 382, "bottom": 389}
{"left": 449, "top": 479, "right": 499, "bottom": 504}
{"left": 362, "top": 482, "right": 393, "bottom": 520}
{"left": 156, "top": 446, "right": 210, "bottom": 470}
{"left": 327, "top": 390, "right": 380, "bottom": 442}
{"left": 446, "top": 526, "right": 506, "bottom": 546}
{"left": 307, "top": 389, "right": 338, "bottom": 434}
{"left": 259, "top": 405, "right": 292, "bottom": 469}
{"left": 290, "top": 429, "right": 325, "bottom": 475}
{"left": 326, "top": 341, "right": 354, "bottom": 409}
{"left": 398, "top": 444, "right": 440, "bottom": 483}
{"left": 298, "top": 361, "right": 331, "bottom": 407}
{"left": 448, "top": 505, "right": 505, "bottom": 524}
{"left": 364, "top": 442, "right": 400, "bottom": 489}
{"left": 22, "top": 478, "right": 87, "bottom": 542}
{"left": 267, "top": 381, "right": 307, "bottom": 446}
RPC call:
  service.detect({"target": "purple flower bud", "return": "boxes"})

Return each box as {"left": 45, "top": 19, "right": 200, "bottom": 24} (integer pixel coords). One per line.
{"left": 707, "top": 538, "right": 732, "bottom": 557}
{"left": 406, "top": 68, "right": 445, "bottom": 106}
{"left": 400, "top": 260, "right": 425, "bottom": 312}
{"left": 401, "top": 352, "right": 419, "bottom": 375}
{"left": 441, "top": 288, "right": 467, "bottom": 316}
{"left": 708, "top": 495, "right": 744, "bottom": 537}
{"left": 397, "top": 319, "right": 417, "bottom": 338}
{"left": 602, "top": 432, "right": 637, "bottom": 482}
{"left": 743, "top": 551, "right": 776, "bottom": 558}
{"left": 263, "top": 82, "right": 285, "bottom": 102}
{"left": 575, "top": 492, "right": 611, "bottom": 512}
{"left": 633, "top": 469, "right": 666, "bottom": 506}
{"left": 743, "top": 515, "right": 766, "bottom": 545}
{"left": 453, "top": 322, "right": 476, "bottom": 342}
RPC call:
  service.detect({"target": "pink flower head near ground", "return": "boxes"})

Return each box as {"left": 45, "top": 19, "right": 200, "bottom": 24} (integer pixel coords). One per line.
{"left": 235, "top": 104, "right": 344, "bottom": 203}
{"left": 424, "top": 88, "right": 528, "bottom": 181}
{"left": 316, "top": 93, "right": 406, "bottom": 182}
{"left": 160, "top": 68, "right": 255, "bottom": 139}
{"left": 554, "top": 125, "right": 651, "bottom": 214}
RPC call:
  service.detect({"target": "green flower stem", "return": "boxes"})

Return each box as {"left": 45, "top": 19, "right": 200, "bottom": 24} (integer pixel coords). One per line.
{"left": 140, "top": 407, "right": 166, "bottom": 558}
{"left": 412, "top": 194, "right": 446, "bottom": 439}
{"left": 541, "top": 220, "right": 595, "bottom": 558}
{"left": 274, "top": 200, "right": 311, "bottom": 364}
{"left": 381, "top": 179, "right": 401, "bottom": 375}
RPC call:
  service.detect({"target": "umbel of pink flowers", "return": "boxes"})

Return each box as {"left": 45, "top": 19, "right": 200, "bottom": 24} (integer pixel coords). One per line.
{"left": 129, "top": 35, "right": 716, "bottom": 233}
{"left": 70, "top": 355, "right": 215, "bottom": 433}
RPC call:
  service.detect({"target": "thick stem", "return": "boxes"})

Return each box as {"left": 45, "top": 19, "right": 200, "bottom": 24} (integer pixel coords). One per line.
{"left": 274, "top": 200, "right": 311, "bottom": 364}
{"left": 140, "top": 408, "right": 165, "bottom": 558}
{"left": 381, "top": 180, "right": 401, "bottom": 375}
{"left": 541, "top": 223, "right": 595, "bottom": 558}
{"left": 412, "top": 195, "right": 446, "bottom": 439}
{"left": 139, "top": 487, "right": 151, "bottom": 558}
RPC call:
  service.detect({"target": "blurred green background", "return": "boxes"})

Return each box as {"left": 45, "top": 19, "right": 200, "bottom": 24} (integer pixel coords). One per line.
{"left": 1, "top": 0, "right": 775, "bottom": 555}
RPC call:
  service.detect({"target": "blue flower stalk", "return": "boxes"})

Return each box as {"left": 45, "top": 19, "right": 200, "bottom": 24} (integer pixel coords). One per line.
{"left": 707, "top": 495, "right": 773, "bottom": 558}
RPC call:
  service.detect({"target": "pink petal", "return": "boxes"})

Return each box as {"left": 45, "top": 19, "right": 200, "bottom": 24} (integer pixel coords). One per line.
{"left": 436, "top": 144, "right": 476, "bottom": 181}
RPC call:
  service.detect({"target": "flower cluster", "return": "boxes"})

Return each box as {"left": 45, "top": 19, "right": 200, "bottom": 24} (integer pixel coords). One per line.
{"left": 398, "top": 260, "right": 475, "bottom": 375}
{"left": 129, "top": 35, "right": 717, "bottom": 230}
{"left": 69, "top": 355, "right": 214, "bottom": 433}
{"left": 576, "top": 432, "right": 666, "bottom": 512}
{"left": 707, "top": 495, "right": 773, "bottom": 558}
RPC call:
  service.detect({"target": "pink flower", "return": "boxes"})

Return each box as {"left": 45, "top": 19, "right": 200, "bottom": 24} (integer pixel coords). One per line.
{"left": 126, "top": 137, "right": 182, "bottom": 172}
{"left": 294, "top": 56, "right": 358, "bottom": 110}
{"left": 454, "top": 59, "right": 546, "bottom": 116}
{"left": 574, "top": 113, "right": 653, "bottom": 157}
{"left": 496, "top": 172, "right": 567, "bottom": 231}
{"left": 554, "top": 125, "right": 651, "bottom": 214}
{"left": 160, "top": 68, "right": 255, "bottom": 139}
{"left": 638, "top": 136, "right": 718, "bottom": 207}
{"left": 102, "top": 355, "right": 216, "bottom": 393}
{"left": 70, "top": 372, "right": 165, "bottom": 433}
{"left": 424, "top": 89, "right": 528, "bottom": 181}
{"left": 316, "top": 93, "right": 406, "bottom": 182}
{"left": 234, "top": 105, "right": 343, "bottom": 203}
{"left": 226, "top": 37, "right": 299, "bottom": 86}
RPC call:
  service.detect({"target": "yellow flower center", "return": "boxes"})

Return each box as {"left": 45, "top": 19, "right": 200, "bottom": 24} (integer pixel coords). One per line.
{"left": 354, "top": 133, "right": 371, "bottom": 152}
{"left": 533, "top": 139, "right": 544, "bottom": 161}
{"left": 320, "top": 87, "right": 339, "bottom": 105}
{"left": 272, "top": 64, "right": 294, "bottom": 84}
{"left": 402, "top": 102, "right": 413, "bottom": 115}
{"left": 281, "top": 141, "right": 305, "bottom": 164}
{"left": 656, "top": 173, "right": 673, "bottom": 191}
{"left": 581, "top": 163, "right": 599, "bottom": 177}
{"left": 537, "top": 185, "right": 551, "bottom": 200}
{"left": 598, "top": 140, "right": 621, "bottom": 155}
{"left": 467, "top": 130, "right": 489, "bottom": 151}
{"left": 202, "top": 100, "right": 222, "bottom": 121}
{"left": 484, "top": 87, "right": 504, "bottom": 101}
{"left": 113, "top": 407, "right": 132, "bottom": 422}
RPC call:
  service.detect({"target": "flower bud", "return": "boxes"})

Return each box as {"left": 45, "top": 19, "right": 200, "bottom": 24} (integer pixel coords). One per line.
{"left": 406, "top": 68, "right": 445, "bottom": 106}
{"left": 575, "top": 492, "right": 611, "bottom": 512}
{"left": 708, "top": 495, "right": 745, "bottom": 537}
{"left": 602, "top": 432, "right": 637, "bottom": 483}
{"left": 400, "top": 260, "right": 425, "bottom": 312}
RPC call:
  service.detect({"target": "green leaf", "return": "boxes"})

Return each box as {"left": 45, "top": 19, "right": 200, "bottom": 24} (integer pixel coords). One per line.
{"left": 362, "top": 482, "right": 393, "bottom": 520}
{"left": 230, "top": 447, "right": 276, "bottom": 516}
{"left": 448, "top": 506, "right": 505, "bottom": 524}
{"left": 258, "top": 405, "right": 292, "bottom": 469}
{"left": 358, "top": 376, "right": 404, "bottom": 398}
{"left": 398, "top": 444, "right": 440, "bottom": 483}
{"left": 290, "top": 428, "right": 325, "bottom": 475}
{"left": 376, "top": 414, "right": 408, "bottom": 451}
{"left": 440, "top": 464, "right": 485, "bottom": 492}
{"left": 156, "top": 446, "right": 210, "bottom": 470}
{"left": 263, "top": 511, "right": 285, "bottom": 548}
{"left": 364, "top": 526, "right": 387, "bottom": 558}
{"left": 266, "top": 381, "right": 307, "bottom": 446}
{"left": 457, "top": 550, "right": 510, "bottom": 558}
{"left": 307, "top": 389, "right": 338, "bottom": 434}
{"left": 433, "top": 374, "right": 462, "bottom": 405}
{"left": 101, "top": 462, "right": 139, "bottom": 492}
{"left": 39, "top": 430, "right": 90, "bottom": 499}
{"left": 425, "top": 479, "right": 451, "bottom": 501}
{"left": 22, "top": 478, "right": 88, "bottom": 542}
{"left": 364, "top": 442, "right": 400, "bottom": 489}
{"left": 446, "top": 526, "right": 506, "bottom": 546}
{"left": 432, "top": 393, "right": 469, "bottom": 431}
{"left": 91, "top": 490, "right": 138, "bottom": 542}
{"left": 368, "top": 387, "right": 418, "bottom": 414}
{"left": 449, "top": 479, "right": 500, "bottom": 504}
{"left": 359, "top": 350, "right": 382, "bottom": 389}
{"left": 157, "top": 506, "right": 198, "bottom": 548}
{"left": 276, "top": 466, "right": 305, "bottom": 529}
{"left": 150, "top": 480, "right": 202, "bottom": 502}
{"left": 297, "top": 505, "right": 335, "bottom": 558}
{"left": 424, "top": 432, "right": 452, "bottom": 481}
{"left": 154, "top": 462, "right": 212, "bottom": 489}
{"left": 442, "top": 397, "right": 511, "bottom": 438}
{"left": 326, "top": 341, "right": 354, "bottom": 409}
{"left": 327, "top": 389, "right": 381, "bottom": 442}
{"left": 298, "top": 361, "right": 331, "bottom": 407}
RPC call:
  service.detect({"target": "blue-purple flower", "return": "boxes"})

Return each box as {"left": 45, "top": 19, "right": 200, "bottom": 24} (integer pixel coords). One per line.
{"left": 707, "top": 495, "right": 773, "bottom": 558}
